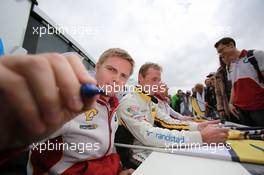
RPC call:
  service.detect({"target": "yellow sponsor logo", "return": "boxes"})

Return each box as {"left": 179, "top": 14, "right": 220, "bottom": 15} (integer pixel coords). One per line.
{"left": 85, "top": 108, "right": 98, "bottom": 121}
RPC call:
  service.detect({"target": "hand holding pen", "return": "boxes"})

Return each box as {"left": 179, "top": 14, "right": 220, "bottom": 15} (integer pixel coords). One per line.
{"left": 0, "top": 53, "right": 100, "bottom": 150}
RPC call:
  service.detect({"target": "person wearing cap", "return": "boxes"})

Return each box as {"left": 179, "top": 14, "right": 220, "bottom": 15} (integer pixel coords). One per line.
{"left": 180, "top": 90, "right": 193, "bottom": 116}
{"left": 204, "top": 78, "right": 211, "bottom": 88}
{"left": 205, "top": 72, "right": 217, "bottom": 119}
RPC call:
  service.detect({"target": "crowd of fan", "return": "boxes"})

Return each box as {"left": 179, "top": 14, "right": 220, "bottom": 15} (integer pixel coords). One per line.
{"left": 169, "top": 37, "right": 264, "bottom": 127}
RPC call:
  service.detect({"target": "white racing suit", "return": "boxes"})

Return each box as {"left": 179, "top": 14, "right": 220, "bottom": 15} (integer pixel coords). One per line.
{"left": 154, "top": 94, "right": 187, "bottom": 119}
{"left": 115, "top": 89, "right": 202, "bottom": 168}
{"left": 27, "top": 96, "right": 121, "bottom": 175}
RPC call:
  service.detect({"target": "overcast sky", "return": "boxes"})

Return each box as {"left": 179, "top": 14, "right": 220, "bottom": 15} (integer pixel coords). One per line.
{"left": 37, "top": 0, "right": 264, "bottom": 95}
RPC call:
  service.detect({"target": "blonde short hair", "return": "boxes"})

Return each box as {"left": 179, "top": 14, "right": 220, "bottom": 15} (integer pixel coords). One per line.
{"left": 98, "top": 48, "right": 135, "bottom": 75}
{"left": 139, "top": 62, "right": 162, "bottom": 77}
{"left": 195, "top": 83, "right": 204, "bottom": 92}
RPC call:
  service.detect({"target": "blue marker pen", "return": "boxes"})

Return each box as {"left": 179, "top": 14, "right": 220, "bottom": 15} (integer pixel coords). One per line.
{"left": 80, "top": 84, "right": 105, "bottom": 98}
{"left": 0, "top": 38, "right": 4, "bottom": 56}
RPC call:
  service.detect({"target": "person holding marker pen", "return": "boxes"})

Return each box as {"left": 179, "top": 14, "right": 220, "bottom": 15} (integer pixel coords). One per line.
{"left": 0, "top": 49, "right": 135, "bottom": 175}
{"left": 27, "top": 49, "right": 135, "bottom": 175}
{"left": 0, "top": 53, "right": 97, "bottom": 153}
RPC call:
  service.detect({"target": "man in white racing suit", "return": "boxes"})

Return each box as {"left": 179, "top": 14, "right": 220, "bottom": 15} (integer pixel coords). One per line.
{"left": 154, "top": 82, "right": 193, "bottom": 121}
{"left": 115, "top": 62, "right": 229, "bottom": 169}
{"left": 27, "top": 49, "right": 135, "bottom": 175}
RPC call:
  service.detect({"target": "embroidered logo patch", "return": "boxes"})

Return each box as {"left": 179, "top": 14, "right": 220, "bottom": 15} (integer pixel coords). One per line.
{"left": 85, "top": 108, "right": 98, "bottom": 121}
{"left": 243, "top": 57, "right": 249, "bottom": 63}
{"left": 80, "top": 124, "right": 98, "bottom": 130}
{"left": 127, "top": 105, "right": 139, "bottom": 113}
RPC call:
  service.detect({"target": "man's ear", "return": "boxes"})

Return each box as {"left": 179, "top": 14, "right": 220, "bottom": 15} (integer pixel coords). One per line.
{"left": 138, "top": 73, "right": 143, "bottom": 84}
{"left": 95, "top": 63, "right": 101, "bottom": 72}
